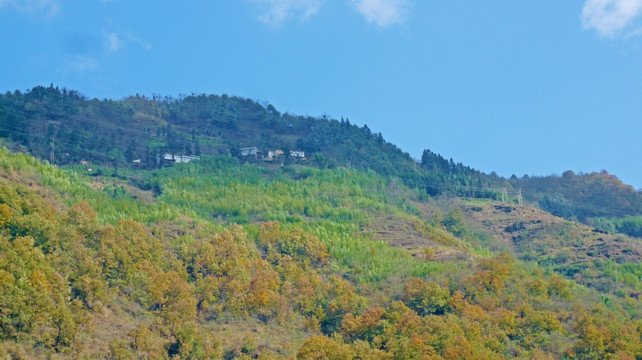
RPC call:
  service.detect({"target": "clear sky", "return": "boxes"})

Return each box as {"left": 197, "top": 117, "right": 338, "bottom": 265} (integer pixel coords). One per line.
{"left": 1, "top": 0, "right": 641, "bottom": 188}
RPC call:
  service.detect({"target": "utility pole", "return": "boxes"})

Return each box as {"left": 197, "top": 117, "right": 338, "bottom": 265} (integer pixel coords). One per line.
{"left": 518, "top": 189, "right": 523, "bottom": 206}
{"left": 501, "top": 188, "right": 507, "bottom": 203}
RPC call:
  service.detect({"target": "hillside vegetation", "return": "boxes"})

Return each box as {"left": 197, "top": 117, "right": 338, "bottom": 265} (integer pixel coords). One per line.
{"left": 0, "top": 148, "right": 641, "bottom": 359}
{"left": 2, "top": 85, "right": 641, "bottom": 233}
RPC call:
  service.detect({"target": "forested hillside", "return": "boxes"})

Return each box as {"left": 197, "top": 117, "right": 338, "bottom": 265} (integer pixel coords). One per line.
{"left": 0, "top": 148, "right": 641, "bottom": 359}
{"left": 2, "top": 85, "right": 641, "bottom": 235}
{"left": 2, "top": 85, "right": 641, "bottom": 229}
{"left": 0, "top": 85, "right": 513, "bottom": 201}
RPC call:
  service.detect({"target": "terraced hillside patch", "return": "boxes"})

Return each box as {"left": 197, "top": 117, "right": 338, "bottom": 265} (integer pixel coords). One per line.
{"left": 462, "top": 201, "right": 642, "bottom": 294}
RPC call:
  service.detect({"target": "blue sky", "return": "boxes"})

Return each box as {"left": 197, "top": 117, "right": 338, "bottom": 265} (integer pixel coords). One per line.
{"left": 1, "top": 0, "right": 641, "bottom": 188}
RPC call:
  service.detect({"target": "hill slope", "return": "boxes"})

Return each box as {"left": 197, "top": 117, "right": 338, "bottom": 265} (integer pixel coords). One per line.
{"left": 2, "top": 84, "right": 642, "bottom": 225}
{"left": 3, "top": 85, "right": 642, "bottom": 230}
{"left": 0, "top": 148, "right": 641, "bottom": 358}
{"left": 462, "top": 202, "right": 642, "bottom": 293}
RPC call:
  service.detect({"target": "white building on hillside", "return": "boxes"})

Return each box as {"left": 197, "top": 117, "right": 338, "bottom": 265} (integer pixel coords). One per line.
{"left": 164, "top": 154, "right": 200, "bottom": 164}
{"left": 240, "top": 147, "right": 258, "bottom": 157}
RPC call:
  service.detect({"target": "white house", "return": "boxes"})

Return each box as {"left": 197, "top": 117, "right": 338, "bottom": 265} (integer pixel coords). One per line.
{"left": 164, "top": 154, "right": 200, "bottom": 164}
{"left": 240, "top": 147, "right": 258, "bottom": 157}
{"left": 290, "top": 150, "right": 305, "bottom": 159}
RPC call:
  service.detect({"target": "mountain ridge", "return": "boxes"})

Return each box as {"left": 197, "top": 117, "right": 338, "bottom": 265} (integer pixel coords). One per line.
{"left": 1, "top": 84, "right": 641, "bottom": 228}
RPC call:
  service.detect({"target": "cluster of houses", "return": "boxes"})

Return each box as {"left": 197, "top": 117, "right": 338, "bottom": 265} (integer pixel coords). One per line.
{"left": 129, "top": 147, "right": 304, "bottom": 167}
{"left": 239, "top": 147, "right": 306, "bottom": 161}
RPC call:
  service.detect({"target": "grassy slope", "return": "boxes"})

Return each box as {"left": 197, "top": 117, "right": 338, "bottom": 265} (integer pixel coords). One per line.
{"left": 461, "top": 202, "right": 642, "bottom": 295}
